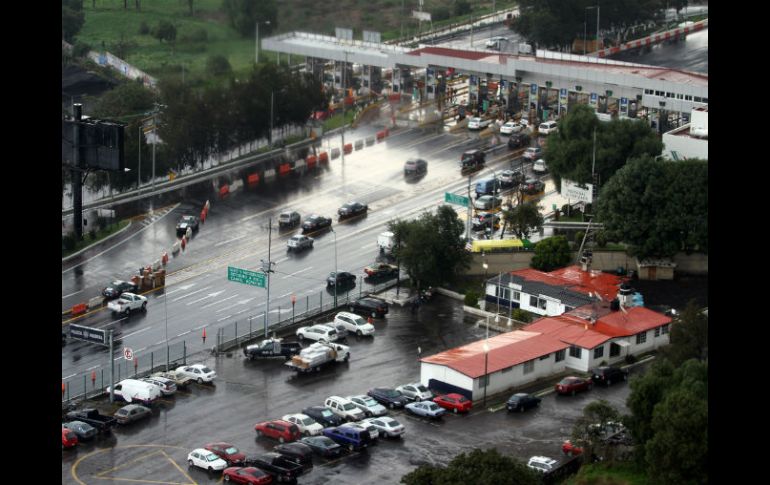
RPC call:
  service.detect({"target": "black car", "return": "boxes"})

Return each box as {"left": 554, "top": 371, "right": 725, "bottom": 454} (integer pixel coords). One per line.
{"left": 327, "top": 271, "right": 356, "bottom": 287}
{"left": 176, "top": 215, "right": 199, "bottom": 236}
{"left": 300, "top": 436, "right": 343, "bottom": 458}
{"left": 273, "top": 442, "right": 314, "bottom": 474}
{"left": 302, "top": 406, "right": 344, "bottom": 428}
{"left": 591, "top": 366, "right": 629, "bottom": 386}
{"left": 243, "top": 452, "right": 304, "bottom": 481}
{"left": 508, "top": 132, "right": 530, "bottom": 149}
{"left": 338, "top": 202, "right": 368, "bottom": 219}
{"left": 367, "top": 387, "right": 410, "bottom": 409}
{"left": 506, "top": 393, "right": 541, "bottom": 412}
{"left": 348, "top": 297, "right": 389, "bottom": 318}
{"left": 278, "top": 210, "right": 301, "bottom": 228}
{"left": 520, "top": 178, "right": 545, "bottom": 195}
{"left": 102, "top": 280, "right": 139, "bottom": 300}
{"left": 404, "top": 158, "right": 428, "bottom": 176}
{"left": 460, "top": 149, "right": 485, "bottom": 171}
{"left": 302, "top": 214, "right": 332, "bottom": 233}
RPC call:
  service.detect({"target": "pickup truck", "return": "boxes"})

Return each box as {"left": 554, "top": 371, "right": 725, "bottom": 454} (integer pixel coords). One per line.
{"left": 244, "top": 452, "right": 305, "bottom": 482}
{"left": 243, "top": 338, "right": 302, "bottom": 360}
{"left": 151, "top": 371, "right": 193, "bottom": 389}
{"left": 107, "top": 292, "right": 147, "bottom": 316}
{"left": 64, "top": 408, "right": 117, "bottom": 433}
{"left": 285, "top": 342, "right": 350, "bottom": 373}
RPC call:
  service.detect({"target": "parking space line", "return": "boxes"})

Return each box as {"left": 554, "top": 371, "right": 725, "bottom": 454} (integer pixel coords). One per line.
{"left": 123, "top": 327, "right": 151, "bottom": 339}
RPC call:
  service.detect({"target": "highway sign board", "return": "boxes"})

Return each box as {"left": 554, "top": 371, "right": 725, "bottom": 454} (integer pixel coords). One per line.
{"left": 445, "top": 192, "right": 469, "bottom": 207}
{"left": 228, "top": 266, "right": 266, "bottom": 288}
{"left": 123, "top": 347, "right": 134, "bottom": 361}
{"left": 69, "top": 324, "right": 107, "bottom": 345}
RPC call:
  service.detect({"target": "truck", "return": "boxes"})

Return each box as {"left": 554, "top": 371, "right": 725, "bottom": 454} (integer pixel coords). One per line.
{"left": 64, "top": 408, "right": 117, "bottom": 433}
{"left": 244, "top": 452, "right": 305, "bottom": 482}
{"left": 378, "top": 231, "right": 395, "bottom": 254}
{"left": 243, "top": 338, "right": 303, "bottom": 360}
{"left": 285, "top": 342, "right": 350, "bottom": 373}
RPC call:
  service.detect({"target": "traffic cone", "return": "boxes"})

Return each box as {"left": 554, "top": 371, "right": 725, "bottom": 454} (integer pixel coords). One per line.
{"left": 202, "top": 328, "right": 207, "bottom": 344}
{"left": 181, "top": 236, "right": 186, "bottom": 251}
{"left": 91, "top": 370, "right": 96, "bottom": 387}
{"left": 62, "top": 382, "right": 65, "bottom": 396}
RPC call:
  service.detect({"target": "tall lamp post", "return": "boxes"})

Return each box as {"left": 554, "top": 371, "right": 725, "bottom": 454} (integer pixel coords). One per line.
{"left": 256, "top": 20, "right": 271, "bottom": 64}
{"left": 482, "top": 261, "right": 488, "bottom": 309}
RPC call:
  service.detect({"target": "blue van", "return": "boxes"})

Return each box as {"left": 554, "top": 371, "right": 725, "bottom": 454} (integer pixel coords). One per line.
{"left": 475, "top": 178, "right": 499, "bottom": 198}
{"left": 323, "top": 425, "right": 373, "bottom": 451}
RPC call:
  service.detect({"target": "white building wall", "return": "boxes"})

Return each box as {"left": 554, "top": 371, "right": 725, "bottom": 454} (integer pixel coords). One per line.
{"left": 662, "top": 129, "right": 708, "bottom": 160}
{"left": 471, "top": 352, "right": 567, "bottom": 400}
{"left": 420, "top": 363, "right": 473, "bottom": 392}
{"left": 564, "top": 346, "right": 591, "bottom": 372}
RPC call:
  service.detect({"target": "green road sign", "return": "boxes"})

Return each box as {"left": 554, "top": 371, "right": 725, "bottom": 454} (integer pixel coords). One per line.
{"left": 445, "top": 192, "right": 469, "bottom": 207}
{"left": 228, "top": 266, "right": 266, "bottom": 288}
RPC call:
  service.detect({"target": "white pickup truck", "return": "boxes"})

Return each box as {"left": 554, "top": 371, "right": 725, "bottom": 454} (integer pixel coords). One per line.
{"left": 285, "top": 342, "right": 350, "bottom": 373}
{"left": 107, "top": 292, "right": 147, "bottom": 316}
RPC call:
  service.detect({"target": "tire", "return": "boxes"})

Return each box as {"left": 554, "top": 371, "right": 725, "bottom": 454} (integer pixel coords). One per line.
{"left": 142, "top": 302, "right": 147, "bottom": 311}
{"left": 344, "top": 354, "right": 350, "bottom": 362}
{"left": 349, "top": 306, "right": 355, "bottom": 312}
{"left": 298, "top": 333, "right": 305, "bottom": 341}
{"left": 348, "top": 444, "right": 355, "bottom": 452}
{"left": 197, "top": 378, "right": 203, "bottom": 384}
{"left": 224, "top": 475, "right": 231, "bottom": 482}
{"left": 623, "top": 374, "right": 628, "bottom": 381}
{"left": 256, "top": 430, "right": 262, "bottom": 438}
{"left": 125, "top": 308, "right": 131, "bottom": 316}
{"left": 388, "top": 403, "right": 395, "bottom": 409}
{"left": 519, "top": 406, "right": 525, "bottom": 413}
{"left": 207, "top": 467, "right": 213, "bottom": 473}
{"left": 279, "top": 436, "right": 285, "bottom": 443}
{"left": 188, "top": 459, "right": 194, "bottom": 467}
{"left": 371, "top": 311, "right": 377, "bottom": 318}
{"left": 571, "top": 390, "right": 576, "bottom": 396}
{"left": 453, "top": 408, "right": 458, "bottom": 414}
{"left": 357, "top": 330, "right": 363, "bottom": 337}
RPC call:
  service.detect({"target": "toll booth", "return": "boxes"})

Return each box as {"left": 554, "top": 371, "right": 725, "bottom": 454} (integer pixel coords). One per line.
{"left": 362, "top": 65, "right": 383, "bottom": 94}
{"left": 334, "top": 60, "right": 353, "bottom": 90}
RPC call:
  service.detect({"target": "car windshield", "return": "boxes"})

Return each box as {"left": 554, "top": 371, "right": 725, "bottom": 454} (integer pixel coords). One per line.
{"left": 427, "top": 403, "right": 440, "bottom": 410}
{"left": 116, "top": 409, "right": 128, "bottom": 415}
{"left": 225, "top": 447, "right": 238, "bottom": 454}
{"left": 200, "top": 367, "right": 212, "bottom": 373}
{"left": 302, "top": 417, "right": 315, "bottom": 425}
{"left": 205, "top": 453, "right": 219, "bottom": 462}
{"left": 416, "top": 385, "right": 428, "bottom": 392}
{"left": 382, "top": 389, "right": 398, "bottom": 397}
{"left": 321, "top": 410, "right": 334, "bottom": 417}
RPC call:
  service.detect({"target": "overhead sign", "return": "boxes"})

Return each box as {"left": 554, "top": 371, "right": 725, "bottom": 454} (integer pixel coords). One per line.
{"left": 412, "top": 10, "right": 432, "bottom": 21}
{"left": 562, "top": 179, "right": 594, "bottom": 203}
{"left": 445, "top": 192, "right": 469, "bottom": 207}
{"left": 363, "top": 30, "right": 381, "bottom": 43}
{"left": 123, "top": 347, "right": 134, "bottom": 361}
{"left": 69, "top": 324, "right": 107, "bottom": 345}
{"left": 228, "top": 266, "right": 266, "bottom": 288}
{"left": 335, "top": 27, "right": 353, "bottom": 40}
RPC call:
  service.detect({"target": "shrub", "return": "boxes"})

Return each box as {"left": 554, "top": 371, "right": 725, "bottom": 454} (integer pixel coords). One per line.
{"left": 455, "top": 0, "right": 472, "bottom": 16}
{"left": 89, "top": 229, "right": 97, "bottom": 241}
{"left": 464, "top": 290, "right": 480, "bottom": 308}
{"left": 62, "top": 233, "right": 77, "bottom": 251}
{"left": 596, "top": 230, "right": 608, "bottom": 248}
{"left": 575, "top": 231, "right": 585, "bottom": 245}
{"left": 511, "top": 308, "right": 532, "bottom": 323}
{"left": 139, "top": 21, "right": 150, "bottom": 35}
{"left": 433, "top": 6, "right": 451, "bottom": 21}
{"left": 72, "top": 41, "right": 91, "bottom": 58}
{"left": 531, "top": 236, "right": 571, "bottom": 271}
{"left": 625, "top": 353, "right": 638, "bottom": 365}
{"left": 181, "top": 26, "right": 208, "bottom": 43}
{"left": 206, "top": 55, "right": 232, "bottom": 76}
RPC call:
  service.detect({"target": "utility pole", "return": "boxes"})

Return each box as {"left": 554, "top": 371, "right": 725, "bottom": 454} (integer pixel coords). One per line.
{"left": 261, "top": 218, "right": 276, "bottom": 337}
{"left": 270, "top": 90, "right": 274, "bottom": 145}
{"left": 108, "top": 329, "right": 115, "bottom": 403}
{"left": 72, "top": 104, "right": 84, "bottom": 240}
{"left": 137, "top": 125, "right": 142, "bottom": 194}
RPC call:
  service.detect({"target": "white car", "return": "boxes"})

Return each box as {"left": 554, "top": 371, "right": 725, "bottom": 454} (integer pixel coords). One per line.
{"left": 346, "top": 421, "right": 380, "bottom": 440}
{"left": 395, "top": 383, "right": 434, "bottom": 401}
{"left": 187, "top": 448, "right": 228, "bottom": 472}
{"left": 287, "top": 234, "right": 314, "bottom": 251}
{"left": 175, "top": 364, "right": 216, "bottom": 384}
{"left": 346, "top": 394, "right": 388, "bottom": 417}
{"left": 523, "top": 146, "right": 543, "bottom": 160}
{"left": 334, "top": 312, "right": 375, "bottom": 337}
{"left": 485, "top": 36, "right": 508, "bottom": 48}
{"left": 467, "top": 117, "right": 492, "bottom": 130}
{"left": 362, "top": 416, "right": 405, "bottom": 438}
{"left": 500, "top": 121, "right": 523, "bottom": 135}
{"left": 532, "top": 159, "right": 548, "bottom": 174}
{"left": 527, "top": 456, "right": 558, "bottom": 473}
{"left": 282, "top": 413, "right": 324, "bottom": 436}
{"left": 324, "top": 396, "right": 366, "bottom": 421}
{"left": 296, "top": 324, "right": 339, "bottom": 343}
{"left": 538, "top": 120, "right": 558, "bottom": 135}
{"left": 140, "top": 376, "right": 177, "bottom": 396}
{"left": 107, "top": 292, "right": 147, "bottom": 316}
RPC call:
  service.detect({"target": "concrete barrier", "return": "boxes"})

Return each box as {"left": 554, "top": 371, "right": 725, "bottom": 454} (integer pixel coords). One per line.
{"left": 278, "top": 163, "right": 291, "bottom": 176}
{"left": 331, "top": 148, "right": 341, "bottom": 159}
{"left": 88, "top": 296, "right": 105, "bottom": 309}
{"left": 219, "top": 185, "right": 229, "bottom": 197}
{"left": 264, "top": 168, "right": 276, "bottom": 180}
{"left": 319, "top": 152, "right": 329, "bottom": 163}
{"left": 152, "top": 259, "right": 162, "bottom": 271}
{"left": 247, "top": 173, "right": 260, "bottom": 184}
{"left": 171, "top": 241, "right": 181, "bottom": 255}
{"left": 365, "top": 136, "right": 375, "bottom": 146}
{"left": 354, "top": 140, "right": 364, "bottom": 150}
{"left": 186, "top": 227, "right": 192, "bottom": 240}
{"left": 294, "top": 159, "right": 306, "bottom": 170}
{"left": 343, "top": 144, "right": 353, "bottom": 154}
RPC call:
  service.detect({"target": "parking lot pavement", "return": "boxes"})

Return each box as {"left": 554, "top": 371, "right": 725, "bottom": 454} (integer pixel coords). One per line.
{"left": 63, "top": 296, "right": 637, "bottom": 484}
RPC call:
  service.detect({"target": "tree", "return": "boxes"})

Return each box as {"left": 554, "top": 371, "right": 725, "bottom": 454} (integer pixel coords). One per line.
{"left": 388, "top": 206, "right": 471, "bottom": 292}
{"left": 661, "top": 300, "right": 708, "bottom": 366}
{"left": 454, "top": 0, "right": 472, "bottom": 16}
{"left": 530, "top": 236, "right": 571, "bottom": 271}
{"left": 62, "top": 0, "right": 85, "bottom": 42}
{"left": 92, "top": 82, "right": 154, "bottom": 118}
{"left": 401, "top": 448, "right": 540, "bottom": 485}
{"left": 206, "top": 55, "right": 232, "bottom": 77}
{"left": 596, "top": 156, "right": 707, "bottom": 259}
{"left": 570, "top": 400, "right": 621, "bottom": 461}
{"left": 501, "top": 200, "right": 543, "bottom": 239}
{"left": 154, "top": 20, "right": 177, "bottom": 43}
{"left": 222, "top": 0, "right": 278, "bottom": 38}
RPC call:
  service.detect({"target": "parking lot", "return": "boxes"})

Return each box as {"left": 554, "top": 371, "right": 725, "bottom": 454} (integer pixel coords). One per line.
{"left": 63, "top": 295, "right": 637, "bottom": 485}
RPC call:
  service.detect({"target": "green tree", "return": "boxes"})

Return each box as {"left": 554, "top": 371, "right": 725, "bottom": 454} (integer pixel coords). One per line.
{"left": 92, "top": 82, "right": 154, "bottom": 118}
{"left": 530, "top": 236, "right": 571, "bottom": 271}
{"left": 222, "top": 0, "right": 278, "bottom": 38}
{"left": 661, "top": 301, "right": 708, "bottom": 366}
{"left": 154, "top": 20, "right": 177, "bottom": 43}
{"left": 62, "top": 0, "right": 85, "bottom": 42}
{"left": 388, "top": 206, "right": 471, "bottom": 292}
{"left": 206, "top": 55, "right": 232, "bottom": 76}
{"left": 501, "top": 200, "right": 543, "bottom": 240}
{"left": 570, "top": 400, "right": 621, "bottom": 461}
{"left": 454, "top": 0, "right": 472, "bottom": 17}
{"left": 401, "top": 448, "right": 540, "bottom": 485}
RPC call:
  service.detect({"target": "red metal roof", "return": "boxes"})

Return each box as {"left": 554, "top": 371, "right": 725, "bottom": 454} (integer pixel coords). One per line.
{"left": 592, "top": 306, "right": 672, "bottom": 337}
{"left": 511, "top": 266, "right": 624, "bottom": 301}
{"left": 420, "top": 331, "right": 568, "bottom": 379}
{"left": 407, "top": 46, "right": 495, "bottom": 61}
{"left": 524, "top": 316, "right": 611, "bottom": 349}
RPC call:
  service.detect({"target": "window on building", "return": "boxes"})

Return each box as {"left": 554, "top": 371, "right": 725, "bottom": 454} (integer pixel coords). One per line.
{"left": 569, "top": 346, "right": 582, "bottom": 359}
{"left": 655, "top": 90, "right": 664, "bottom": 96}
{"left": 529, "top": 295, "right": 539, "bottom": 308}
{"left": 480, "top": 375, "right": 489, "bottom": 387}
{"left": 555, "top": 349, "right": 566, "bottom": 362}
{"left": 636, "top": 331, "right": 647, "bottom": 345}
{"left": 666, "top": 92, "right": 674, "bottom": 98}
{"left": 654, "top": 327, "right": 660, "bottom": 337}
{"left": 539, "top": 354, "right": 550, "bottom": 361}
{"left": 693, "top": 96, "right": 702, "bottom": 102}
{"left": 685, "top": 95, "right": 692, "bottom": 101}
{"left": 501, "top": 366, "right": 513, "bottom": 373}
{"left": 538, "top": 299, "right": 547, "bottom": 310}
{"left": 594, "top": 346, "right": 604, "bottom": 359}
{"left": 661, "top": 324, "right": 670, "bottom": 334}
{"left": 676, "top": 93, "right": 683, "bottom": 99}
{"left": 523, "top": 360, "right": 534, "bottom": 374}
{"left": 512, "top": 291, "right": 520, "bottom": 302}
{"left": 702, "top": 98, "right": 708, "bottom": 103}
{"left": 645, "top": 89, "right": 653, "bottom": 94}
{"left": 610, "top": 343, "right": 621, "bottom": 357}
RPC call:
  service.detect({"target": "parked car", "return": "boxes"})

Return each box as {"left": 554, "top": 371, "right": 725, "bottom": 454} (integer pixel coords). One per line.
{"left": 176, "top": 215, "right": 199, "bottom": 236}
{"left": 468, "top": 117, "right": 492, "bottom": 130}
{"left": 527, "top": 456, "right": 558, "bottom": 473}
{"left": 474, "top": 195, "right": 504, "bottom": 211}
{"left": 591, "top": 366, "right": 629, "bottom": 386}
{"left": 538, "top": 120, "right": 558, "bottom": 135}
{"left": 348, "top": 297, "right": 389, "bottom": 318}
{"left": 508, "top": 132, "right": 531, "bottom": 149}
{"left": 107, "top": 292, "right": 147, "bottom": 316}
{"left": 362, "top": 416, "right": 405, "bottom": 438}
{"left": 346, "top": 420, "right": 381, "bottom": 440}
{"left": 500, "top": 121, "right": 522, "bottom": 135}
{"left": 244, "top": 453, "right": 304, "bottom": 482}
{"left": 363, "top": 263, "right": 398, "bottom": 279}
{"left": 562, "top": 440, "right": 584, "bottom": 456}
{"left": 433, "top": 393, "right": 473, "bottom": 414}
{"left": 176, "top": 364, "right": 217, "bottom": 384}
{"left": 152, "top": 370, "right": 194, "bottom": 389}
{"left": 395, "top": 383, "right": 434, "bottom": 402}
{"left": 485, "top": 36, "right": 508, "bottom": 48}
{"left": 337, "top": 202, "right": 368, "bottom": 219}
{"left": 188, "top": 448, "right": 228, "bottom": 473}
{"left": 65, "top": 408, "right": 117, "bottom": 433}
{"left": 278, "top": 211, "right": 301, "bottom": 229}
{"left": 302, "top": 406, "right": 345, "bottom": 428}
{"left": 62, "top": 427, "right": 78, "bottom": 449}
{"left": 460, "top": 149, "right": 486, "bottom": 171}
{"left": 472, "top": 212, "right": 500, "bottom": 232}
{"left": 254, "top": 420, "right": 302, "bottom": 443}
{"left": 114, "top": 404, "right": 152, "bottom": 425}
{"left": 506, "top": 393, "right": 542, "bottom": 412}
{"left": 273, "top": 442, "right": 314, "bottom": 473}
{"left": 555, "top": 376, "right": 593, "bottom": 396}
{"left": 367, "top": 388, "right": 410, "bottom": 409}
{"left": 63, "top": 421, "right": 97, "bottom": 441}
{"left": 287, "top": 234, "right": 314, "bottom": 252}
{"left": 522, "top": 146, "right": 543, "bottom": 160}
{"left": 141, "top": 376, "right": 177, "bottom": 396}
{"left": 520, "top": 178, "right": 545, "bottom": 195}
{"left": 205, "top": 443, "right": 246, "bottom": 466}
{"left": 532, "top": 158, "right": 548, "bottom": 174}
{"left": 102, "top": 280, "right": 139, "bottom": 300}
{"left": 325, "top": 396, "right": 367, "bottom": 422}
{"left": 346, "top": 395, "right": 387, "bottom": 417}
{"left": 475, "top": 178, "right": 500, "bottom": 198}
{"left": 299, "top": 435, "right": 343, "bottom": 458}
{"left": 322, "top": 425, "right": 373, "bottom": 452}
{"left": 296, "top": 324, "right": 339, "bottom": 343}
{"left": 108, "top": 379, "right": 162, "bottom": 405}
{"left": 301, "top": 215, "right": 332, "bottom": 233}
{"left": 498, "top": 169, "right": 524, "bottom": 188}
{"left": 334, "top": 312, "right": 375, "bottom": 337}
{"left": 405, "top": 401, "right": 446, "bottom": 419}
{"left": 281, "top": 414, "right": 324, "bottom": 436}
{"left": 404, "top": 158, "right": 427, "bottom": 176}
{"left": 222, "top": 467, "right": 273, "bottom": 484}
{"left": 326, "top": 271, "right": 356, "bottom": 287}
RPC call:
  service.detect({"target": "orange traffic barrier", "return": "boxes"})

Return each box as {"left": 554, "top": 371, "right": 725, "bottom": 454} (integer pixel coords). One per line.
{"left": 389, "top": 94, "right": 401, "bottom": 102}
{"left": 247, "top": 173, "right": 260, "bottom": 184}
{"left": 200, "top": 209, "right": 206, "bottom": 223}
{"left": 344, "top": 143, "right": 353, "bottom": 154}
{"left": 72, "top": 303, "right": 87, "bottom": 315}
{"left": 376, "top": 130, "right": 385, "bottom": 141}
{"left": 162, "top": 252, "right": 169, "bottom": 265}
{"left": 278, "top": 163, "right": 291, "bottom": 176}
{"left": 306, "top": 155, "right": 317, "bottom": 166}
{"left": 181, "top": 236, "right": 186, "bottom": 251}
{"left": 318, "top": 152, "right": 328, "bottom": 163}
{"left": 219, "top": 185, "right": 229, "bottom": 197}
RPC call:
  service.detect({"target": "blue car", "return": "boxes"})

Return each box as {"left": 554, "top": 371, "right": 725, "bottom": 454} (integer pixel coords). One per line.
{"left": 404, "top": 401, "right": 446, "bottom": 419}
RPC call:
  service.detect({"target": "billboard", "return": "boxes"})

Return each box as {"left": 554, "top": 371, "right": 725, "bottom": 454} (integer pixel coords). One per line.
{"left": 562, "top": 179, "right": 594, "bottom": 203}
{"left": 62, "top": 118, "right": 126, "bottom": 171}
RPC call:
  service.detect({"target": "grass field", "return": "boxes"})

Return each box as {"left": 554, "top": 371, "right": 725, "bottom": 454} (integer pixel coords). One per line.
{"left": 563, "top": 462, "right": 651, "bottom": 485}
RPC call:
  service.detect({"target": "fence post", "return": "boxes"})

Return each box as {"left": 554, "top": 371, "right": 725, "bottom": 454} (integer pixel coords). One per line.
{"left": 101, "top": 369, "right": 104, "bottom": 391}
{"left": 235, "top": 321, "right": 238, "bottom": 346}
{"left": 67, "top": 381, "right": 70, "bottom": 402}
{"left": 151, "top": 352, "right": 154, "bottom": 373}
{"left": 183, "top": 340, "right": 187, "bottom": 364}
{"left": 83, "top": 374, "right": 87, "bottom": 400}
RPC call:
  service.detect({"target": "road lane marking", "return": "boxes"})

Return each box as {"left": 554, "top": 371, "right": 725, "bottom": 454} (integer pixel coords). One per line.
{"left": 62, "top": 290, "right": 83, "bottom": 299}
{"left": 176, "top": 330, "right": 191, "bottom": 337}
{"left": 123, "top": 327, "right": 151, "bottom": 339}
{"left": 217, "top": 315, "right": 232, "bottom": 322}
{"left": 187, "top": 290, "right": 225, "bottom": 305}
{"left": 201, "top": 294, "right": 239, "bottom": 309}
{"left": 193, "top": 324, "right": 208, "bottom": 330}
{"left": 63, "top": 373, "right": 76, "bottom": 380}
{"left": 172, "top": 286, "right": 213, "bottom": 302}
{"left": 215, "top": 234, "right": 247, "bottom": 247}
{"left": 282, "top": 266, "right": 313, "bottom": 279}
{"left": 158, "top": 284, "right": 194, "bottom": 297}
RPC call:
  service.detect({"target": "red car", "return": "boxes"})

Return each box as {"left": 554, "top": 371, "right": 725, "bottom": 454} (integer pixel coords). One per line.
{"left": 555, "top": 376, "right": 593, "bottom": 396}
{"left": 433, "top": 393, "right": 473, "bottom": 414}
{"left": 254, "top": 420, "right": 301, "bottom": 443}
{"left": 562, "top": 440, "right": 584, "bottom": 456}
{"left": 204, "top": 442, "right": 246, "bottom": 466}
{"left": 62, "top": 427, "right": 78, "bottom": 449}
{"left": 222, "top": 466, "right": 273, "bottom": 484}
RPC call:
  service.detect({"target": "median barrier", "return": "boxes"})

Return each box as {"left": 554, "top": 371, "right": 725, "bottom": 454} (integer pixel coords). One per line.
{"left": 388, "top": 94, "right": 401, "bottom": 102}
{"left": 264, "top": 168, "right": 276, "bottom": 180}
{"left": 247, "top": 173, "right": 260, "bottom": 185}
{"left": 219, "top": 185, "right": 229, "bottom": 197}
{"left": 152, "top": 259, "right": 162, "bottom": 271}
{"left": 200, "top": 209, "right": 206, "bottom": 223}
{"left": 181, "top": 236, "right": 186, "bottom": 251}
{"left": 319, "top": 152, "right": 329, "bottom": 163}
{"left": 376, "top": 130, "right": 386, "bottom": 141}
{"left": 306, "top": 154, "right": 317, "bottom": 167}
{"left": 278, "top": 163, "right": 291, "bottom": 176}
{"left": 87, "top": 296, "right": 104, "bottom": 310}
{"left": 205, "top": 200, "right": 210, "bottom": 210}
{"left": 343, "top": 144, "right": 352, "bottom": 154}
{"left": 294, "top": 159, "right": 306, "bottom": 171}
{"left": 171, "top": 241, "right": 180, "bottom": 255}
{"left": 72, "top": 303, "right": 87, "bottom": 315}
{"left": 186, "top": 227, "right": 192, "bottom": 240}
{"left": 354, "top": 140, "right": 364, "bottom": 150}
{"left": 331, "top": 148, "right": 341, "bottom": 159}
{"left": 162, "top": 252, "right": 169, "bottom": 266}
{"left": 365, "top": 136, "right": 375, "bottom": 146}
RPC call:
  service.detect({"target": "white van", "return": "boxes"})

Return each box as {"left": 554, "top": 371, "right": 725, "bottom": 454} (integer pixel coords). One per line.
{"left": 334, "top": 312, "right": 375, "bottom": 337}
{"left": 324, "top": 395, "right": 366, "bottom": 422}
{"left": 538, "top": 120, "right": 558, "bottom": 135}
{"left": 532, "top": 159, "right": 548, "bottom": 174}
{"left": 108, "top": 379, "right": 162, "bottom": 405}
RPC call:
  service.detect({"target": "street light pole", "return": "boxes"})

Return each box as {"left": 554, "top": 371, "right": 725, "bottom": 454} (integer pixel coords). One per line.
{"left": 256, "top": 21, "right": 271, "bottom": 64}
{"left": 332, "top": 228, "right": 339, "bottom": 308}
{"left": 482, "top": 261, "right": 488, "bottom": 309}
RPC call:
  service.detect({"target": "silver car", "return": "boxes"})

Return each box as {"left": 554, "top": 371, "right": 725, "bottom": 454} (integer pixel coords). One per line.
{"left": 362, "top": 416, "right": 405, "bottom": 438}
{"left": 346, "top": 395, "right": 388, "bottom": 417}
{"left": 395, "top": 383, "right": 434, "bottom": 401}
{"left": 287, "top": 235, "right": 314, "bottom": 251}
{"left": 141, "top": 376, "right": 177, "bottom": 396}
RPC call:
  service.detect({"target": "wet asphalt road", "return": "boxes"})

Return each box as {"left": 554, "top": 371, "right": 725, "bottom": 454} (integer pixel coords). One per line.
{"left": 63, "top": 295, "right": 637, "bottom": 485}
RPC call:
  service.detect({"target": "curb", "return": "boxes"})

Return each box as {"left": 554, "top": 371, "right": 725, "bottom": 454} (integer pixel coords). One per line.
{"left": 61, "top": 220, "right": 133, "bottom": 263}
